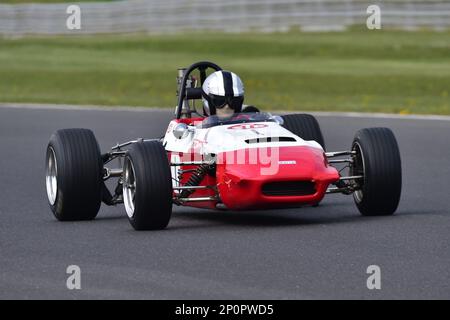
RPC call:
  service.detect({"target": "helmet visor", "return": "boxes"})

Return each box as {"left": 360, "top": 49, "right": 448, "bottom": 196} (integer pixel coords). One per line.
{"left": 209, "top": 94, "right": 244, "bottom": 110}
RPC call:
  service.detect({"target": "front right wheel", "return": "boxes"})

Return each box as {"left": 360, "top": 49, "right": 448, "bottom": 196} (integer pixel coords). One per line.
{"left": 351, "top": 127, "right": 402, "bottom": 216}
{"left": 45, "top": 128, "right": 103, "bottom": 221}
{"left": 123, "top": 140, "right": 173, "bottom": 230}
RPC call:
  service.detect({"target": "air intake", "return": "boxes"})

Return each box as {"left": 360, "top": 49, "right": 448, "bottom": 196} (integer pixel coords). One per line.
{"left": 245, "top": 137, "right": 296, "bottom": 144}
{"left": 262, "top": 181, "right": 316, "bottom": 196}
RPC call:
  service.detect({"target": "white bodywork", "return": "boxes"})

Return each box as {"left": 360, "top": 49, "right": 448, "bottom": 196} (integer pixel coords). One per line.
{"left": 163, "top": 119, "right": 323, "bottom": 155}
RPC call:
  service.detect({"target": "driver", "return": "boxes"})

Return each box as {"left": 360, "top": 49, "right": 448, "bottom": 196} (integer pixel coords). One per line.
{"left": 201, "top": 70, "right": 244, "bottom": 119}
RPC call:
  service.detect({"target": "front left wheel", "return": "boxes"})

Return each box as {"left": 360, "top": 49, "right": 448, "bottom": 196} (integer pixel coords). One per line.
{"left": 123, "top": 140, "right": 173, "bottom": 230}
{"left": 350, "top": 127, "right": 402, "bottom": 216}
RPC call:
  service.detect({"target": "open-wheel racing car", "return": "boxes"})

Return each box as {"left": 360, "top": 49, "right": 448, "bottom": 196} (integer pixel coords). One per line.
{"left": 45, "top": 61, "right": 402, "bottom": 230}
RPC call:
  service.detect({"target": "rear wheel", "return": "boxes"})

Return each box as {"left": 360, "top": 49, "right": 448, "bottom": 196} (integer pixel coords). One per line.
{"left": 281, "top": 114, "right": 325, "bottom": 150}
{"left": 45, "top": 129, "right": 103, "bottom": 221}
{"left": 351, "top": 127, "right": 402, "bottom": 216}
{"left": 123, "top": 140, "right": 173, "bottom": 230}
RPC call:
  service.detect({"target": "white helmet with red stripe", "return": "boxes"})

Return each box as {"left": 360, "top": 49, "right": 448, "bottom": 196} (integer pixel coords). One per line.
{"left": 202, "top": 70, "right": 244, "bottom": 116}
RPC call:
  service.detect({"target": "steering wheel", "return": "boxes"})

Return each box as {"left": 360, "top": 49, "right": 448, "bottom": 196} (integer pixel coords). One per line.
{"left": 176, "top": 61, "right": 222, "bottom": 119}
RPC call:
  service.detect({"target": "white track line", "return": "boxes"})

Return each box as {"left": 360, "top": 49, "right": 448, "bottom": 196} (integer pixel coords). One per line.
{"left": 0, "top": 103, "right": 169, "bottom": 113}
{"left": 298, "top": 111, "right": 450, "bottom": 121}
{"left": 1, "top": 102, "right": 450, "bottom": 121}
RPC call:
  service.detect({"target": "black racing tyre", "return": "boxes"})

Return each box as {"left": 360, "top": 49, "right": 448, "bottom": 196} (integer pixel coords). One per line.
{"left": 45, "top": 129, "right": 103, "bottom": 221}
{"left": 123, "top": 140, "right": 173, "bottom": 230}
{"left": 281, "top": 114, "right": 325, "bottom": 150}
{"left": 351, "top": 127, "right": 402, "bottom": 216}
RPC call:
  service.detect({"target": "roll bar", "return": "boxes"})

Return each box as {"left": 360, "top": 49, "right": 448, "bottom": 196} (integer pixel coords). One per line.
{"left": 176, "top": 61, "right": 222, "bottom": 119}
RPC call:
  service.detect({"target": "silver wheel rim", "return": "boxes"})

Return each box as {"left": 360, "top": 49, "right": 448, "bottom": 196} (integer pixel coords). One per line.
{"left": 45, "top": 147, "right": 58, "bottom": 205}
{"left": 123, "top": 157, "right": 136, "bottom": 218}
{"left": 352, "top": 142, "right": 365, "bottom": 203}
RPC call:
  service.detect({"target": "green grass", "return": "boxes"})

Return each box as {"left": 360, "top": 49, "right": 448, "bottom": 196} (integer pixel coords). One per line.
{"left": 0, "top": 30, "right": 449, "bottom": 114}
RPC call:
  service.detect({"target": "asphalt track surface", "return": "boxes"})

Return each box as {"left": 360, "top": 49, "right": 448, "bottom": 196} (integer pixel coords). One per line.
{"left": 0, "top": 104, "right": 449, "bottom": 299}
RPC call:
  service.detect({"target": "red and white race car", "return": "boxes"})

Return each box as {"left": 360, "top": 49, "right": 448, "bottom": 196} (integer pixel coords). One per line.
{"left": 45, "top": 61, "right": 402, "bottom": 230}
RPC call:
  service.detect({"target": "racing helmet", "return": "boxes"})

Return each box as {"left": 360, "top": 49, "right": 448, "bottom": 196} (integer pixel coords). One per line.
{"left": 202, "top": 70, "right": 244, "bottom": 116}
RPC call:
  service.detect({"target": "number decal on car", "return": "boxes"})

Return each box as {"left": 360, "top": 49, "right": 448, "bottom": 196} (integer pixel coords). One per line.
{"left": 228, "top": 124, "right": 268, "bottom": 130}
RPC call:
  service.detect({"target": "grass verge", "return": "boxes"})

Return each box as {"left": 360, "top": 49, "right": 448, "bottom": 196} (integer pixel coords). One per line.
{"left": 0, "top": 30, "right": 449, "bottom": 114}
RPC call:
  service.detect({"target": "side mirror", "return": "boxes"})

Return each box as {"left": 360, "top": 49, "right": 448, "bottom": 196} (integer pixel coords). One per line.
{"left": 173, "top": 123, "right": 193, "bottom": 139}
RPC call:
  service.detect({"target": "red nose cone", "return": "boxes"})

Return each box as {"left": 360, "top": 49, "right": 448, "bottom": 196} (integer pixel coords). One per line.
{"left": 216, "top": 146, "right": 339, "bottom": 210}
